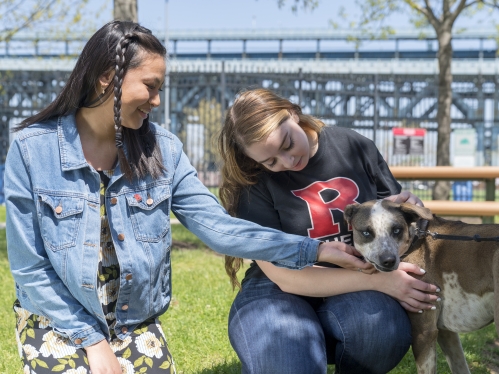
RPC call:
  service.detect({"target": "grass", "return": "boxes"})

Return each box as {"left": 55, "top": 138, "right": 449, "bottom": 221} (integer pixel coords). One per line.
{"left": 0, "top": 205, "right": 5, "bottom": 223}
{"left": 1, "top": 222, "right": 498, "bottom": 373}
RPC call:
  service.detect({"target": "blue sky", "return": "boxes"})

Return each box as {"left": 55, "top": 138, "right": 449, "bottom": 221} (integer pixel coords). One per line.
{"left": 136, "top": 0, "right": 494, "bottom": 31}
{"left": 81, "top": 0, "right": 495, "bottom": 53}
{"left": 139, "top": 0, "right": 353, "bottom": 31}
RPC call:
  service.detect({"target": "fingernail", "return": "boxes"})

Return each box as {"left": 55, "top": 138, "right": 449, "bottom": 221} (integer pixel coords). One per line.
{"left": 419, "top": 268, "right": 426, "bottom": 274}
{"left": 418, "top": 310, "right": 423, "bottom": 314}
{"left": 436, "top": 297, "right": 441, "bottom": 302}
{"left": 430, "top": 306, "right": 436, "bottom": 310}
{"left": 436, "top": 287, "right": 441, "bottom": 292}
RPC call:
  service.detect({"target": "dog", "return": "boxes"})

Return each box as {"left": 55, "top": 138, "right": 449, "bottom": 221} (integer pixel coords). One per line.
{"left": 344, "top": 199, "right": 499, "bottom": 374}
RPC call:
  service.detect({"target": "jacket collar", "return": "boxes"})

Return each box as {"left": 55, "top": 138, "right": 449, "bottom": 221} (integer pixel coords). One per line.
{"left": 57, "top": 113, "right": 124, "bottom": 177}
{"left": 57, "top": 113, "right": 89, "bottom": 172}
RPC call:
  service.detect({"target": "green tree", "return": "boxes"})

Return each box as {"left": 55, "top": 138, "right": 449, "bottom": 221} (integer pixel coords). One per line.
{"left": 0, "top": 0, "right": 94, "bottom": 42}
{"left": 278, "top": 0, "right": 499, "bottom": 200}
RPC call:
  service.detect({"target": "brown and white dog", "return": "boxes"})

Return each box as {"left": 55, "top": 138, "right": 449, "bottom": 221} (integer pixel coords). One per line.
{"left": 344, "top": 199, "right": 499, "bottom": 374}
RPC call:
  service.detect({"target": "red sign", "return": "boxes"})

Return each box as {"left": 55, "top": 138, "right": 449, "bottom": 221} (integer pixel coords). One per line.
{"left": 392, "top": 128, "right": 426, "bottom": 137}
{"left": 392, "top": 127, "right": 426, "bottom": 155}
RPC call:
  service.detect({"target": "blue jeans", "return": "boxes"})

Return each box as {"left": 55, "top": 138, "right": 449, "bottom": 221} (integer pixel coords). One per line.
{"left": 228, "top": 277, "right": 412, "bottom": 374}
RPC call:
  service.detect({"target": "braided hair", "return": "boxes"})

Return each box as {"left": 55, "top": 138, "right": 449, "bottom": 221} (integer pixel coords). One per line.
{"left": 113, "top": 31, "right": 135, "bottom": 179}
{"left": 16, "top": 20, "right": 167, "bottom": 181}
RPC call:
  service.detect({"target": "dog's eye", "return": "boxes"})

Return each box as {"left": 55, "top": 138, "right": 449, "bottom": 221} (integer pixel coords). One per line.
{"left": 393, "top": 228, "right": 401, "bottom": 235}
{"left": 362, "top": 231, "right": 370, "bottom": 237}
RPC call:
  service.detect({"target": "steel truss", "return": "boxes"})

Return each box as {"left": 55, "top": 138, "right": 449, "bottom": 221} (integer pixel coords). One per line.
{"left": 169, "top": 67, "right": 498, "bottom": 175}
{"left": 1, "top": 66, "right": 498, "bottom": 182}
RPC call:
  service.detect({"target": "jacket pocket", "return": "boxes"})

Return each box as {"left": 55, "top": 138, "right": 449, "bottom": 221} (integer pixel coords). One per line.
{"left": 37, "top": 193, "right": 84, "bottom": 251}
{"left": 125, "top": 184, "right": 171, "bottom": 242}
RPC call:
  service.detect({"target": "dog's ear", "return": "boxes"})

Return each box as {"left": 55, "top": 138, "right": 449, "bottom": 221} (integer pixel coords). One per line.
{"left": 344, "top": 203, "right": 359, "bottom": 224}
{"left": 399, "top": 202, "right": 433, "bottom": 223}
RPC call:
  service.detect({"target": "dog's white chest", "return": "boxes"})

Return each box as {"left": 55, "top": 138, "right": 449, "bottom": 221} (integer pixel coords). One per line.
{"left": 438, "top": 272, "right": 494, "bottom": 332}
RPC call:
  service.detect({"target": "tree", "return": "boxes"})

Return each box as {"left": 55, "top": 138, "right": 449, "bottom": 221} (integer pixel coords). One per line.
{"left": 0, "top": 0, "right": 92, "bottom": 42}
{"left": 114, "top": 0, "right": 137, "bottom": 22}
{"left": 278, "top": 0, "right": 499, "bottom": 200}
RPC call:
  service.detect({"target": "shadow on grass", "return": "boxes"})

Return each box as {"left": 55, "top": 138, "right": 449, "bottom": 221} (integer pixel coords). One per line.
{"left": 192, "top": 360, "right": 337, "bottom": 374}
{"left": 194, "top": 360, "right": 241, "bottom": 374}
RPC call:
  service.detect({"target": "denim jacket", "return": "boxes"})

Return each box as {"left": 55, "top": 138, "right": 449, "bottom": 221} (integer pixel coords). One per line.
{"left": 5, "top": 113, "right": 320, "bottom": 348}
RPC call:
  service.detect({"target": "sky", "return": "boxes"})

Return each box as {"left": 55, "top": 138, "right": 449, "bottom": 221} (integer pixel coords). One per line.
{"left": 140, "top": 0, "right": 353, "bottom": 31}
{"left": 130, "top": 0, "right": 496, "bottom": 52}
{"left": 51, "top": 0, "right": 496, "bottom": 53}
{"left": 136, "top": 0, "right": 495, "bottom": 31}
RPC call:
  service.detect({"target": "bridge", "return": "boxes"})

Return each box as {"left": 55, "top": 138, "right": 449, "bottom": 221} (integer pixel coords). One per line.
{"left": 1, "top": 28, "right": 498, "bottom": 178}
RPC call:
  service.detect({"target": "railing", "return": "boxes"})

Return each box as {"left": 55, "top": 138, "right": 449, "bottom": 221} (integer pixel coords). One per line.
{"left": 391, "top": 167, "right": 499, "bottom": 223}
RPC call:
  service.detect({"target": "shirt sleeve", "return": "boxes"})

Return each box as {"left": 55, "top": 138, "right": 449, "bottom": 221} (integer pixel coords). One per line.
{"left": 169, "top": 143, "right": 319, "bottom": 269}
{"left": 5, "top": 139, "right": 105, "bottom": 348}
{"left": 373, "top": 147, "right": 402, "bottom": 199}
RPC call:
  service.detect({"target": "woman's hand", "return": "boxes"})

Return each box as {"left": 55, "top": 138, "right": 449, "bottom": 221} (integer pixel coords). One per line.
{"left": 85, "top": 339, "right": 122, "bottom": 374}
{"left": 373, "top": 262, "right": 440, "bottom": 313}
{"left": 317, "top": 241, "right": 376, "bottom": 274}
{"left": 385, "top": 191, "right": 424, "bottom": 206}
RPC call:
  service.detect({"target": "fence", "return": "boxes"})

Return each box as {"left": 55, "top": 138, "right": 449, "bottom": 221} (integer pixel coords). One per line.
{"left": 391, "top": 166, "right": 499, "bottom": 223}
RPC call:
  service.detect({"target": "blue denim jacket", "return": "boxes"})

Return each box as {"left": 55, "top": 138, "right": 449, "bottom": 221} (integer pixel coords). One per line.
{"left": 5, "top": 113, "right": 320, "bottom": 348}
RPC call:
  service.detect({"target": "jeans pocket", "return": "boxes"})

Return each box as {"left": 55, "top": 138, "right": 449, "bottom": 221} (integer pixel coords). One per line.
{"left": 125, "top": 183, "right": 171, "bottom": 242}
{"left": 37, "top": 193, "right": 84, "bottom": 251}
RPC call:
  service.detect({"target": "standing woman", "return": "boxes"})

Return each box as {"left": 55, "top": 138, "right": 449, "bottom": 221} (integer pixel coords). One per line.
{"left": 218, "top": 88, "right": 440, "bottom": 374}
{"left": 6, "top": 22, "right": 359, "bottom": 373}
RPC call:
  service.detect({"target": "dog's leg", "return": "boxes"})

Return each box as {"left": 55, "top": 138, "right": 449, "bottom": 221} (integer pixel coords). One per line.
{"left": 437, "top": 330, "right": 470, "bottom": 374}
{"left": 412, "top": 329, "right": 438, "bottom": 374}
{"left": 410, "top": 313, "right": 439, "bottom": 374}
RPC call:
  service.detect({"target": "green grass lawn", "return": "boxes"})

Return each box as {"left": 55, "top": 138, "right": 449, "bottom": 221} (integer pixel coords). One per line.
{"left": 1, "top": 224, "right": 498, "bottom": 373}
{"left": 0, "top": 205, "right": 5, "bottom": 223}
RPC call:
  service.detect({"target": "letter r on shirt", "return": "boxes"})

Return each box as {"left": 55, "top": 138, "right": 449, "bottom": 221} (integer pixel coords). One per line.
{"left": 291, "top": 177, "right": 359, "bottom": 239}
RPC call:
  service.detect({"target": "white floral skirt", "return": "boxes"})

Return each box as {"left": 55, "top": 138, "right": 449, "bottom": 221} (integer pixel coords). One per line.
{"left": 14, "top": 300, "right": 176, "bottom": 374}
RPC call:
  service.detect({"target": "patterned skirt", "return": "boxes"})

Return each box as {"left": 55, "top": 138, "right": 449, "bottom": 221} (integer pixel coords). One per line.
{"left": 14, "top": 300, "right": 176, "bottom": 374}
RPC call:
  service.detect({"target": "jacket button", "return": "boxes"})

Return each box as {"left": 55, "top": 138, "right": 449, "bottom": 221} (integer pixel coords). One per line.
{"left": 117, "top": 233, "right": 125, "bottom": 241}
{"left": 110, "top": 197, "right": 118, "bottom": 205}
{"left": 55, "top": 206, "right": 63, "bottom": 214}
{"left": 146, "top": 198, "right": 154, "bottom": 206}
{"left": 74, "top": 338, "right": 82, "bottom": 345}
{"left": 121, "top": 326, "right": 128, "bottom": 334}
{"left": 125, "top": 274, "right": 133, "bottom": 281}
{"left": 121, "top": 304, "right": 129, "bottom": 310}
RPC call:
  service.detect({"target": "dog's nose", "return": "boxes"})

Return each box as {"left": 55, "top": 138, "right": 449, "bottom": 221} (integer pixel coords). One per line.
{"left": 380, "top": 254, "right": 396, "bottom": 269}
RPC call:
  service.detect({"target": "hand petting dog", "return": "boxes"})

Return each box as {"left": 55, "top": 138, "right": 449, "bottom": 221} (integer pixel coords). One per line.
{"left": 384, "top": 190, "right": 424, "bottom": 206}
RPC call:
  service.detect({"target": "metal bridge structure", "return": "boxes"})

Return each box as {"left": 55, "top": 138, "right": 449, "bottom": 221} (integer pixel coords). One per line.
{"left": 1, "top": 28, "right": 499, "bottom": 189}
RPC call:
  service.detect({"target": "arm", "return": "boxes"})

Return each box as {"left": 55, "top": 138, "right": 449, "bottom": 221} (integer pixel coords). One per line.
{"left": 257, "top": 260, "right": 439, "bottom": 313}
{"left": 170, "top": 149, "right": 318, "bottom": 268}
{"left": 5, "top": 140, "right": 105, "bottom": 348}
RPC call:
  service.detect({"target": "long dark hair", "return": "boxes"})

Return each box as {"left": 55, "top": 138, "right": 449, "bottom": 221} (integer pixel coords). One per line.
{"left": 15, "top": 20, "right": 167, "bottom": 180}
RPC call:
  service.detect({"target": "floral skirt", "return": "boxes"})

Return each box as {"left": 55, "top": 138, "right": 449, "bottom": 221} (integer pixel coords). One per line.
{"left": 14, "top": 300, "right": 176, "bottom": 374}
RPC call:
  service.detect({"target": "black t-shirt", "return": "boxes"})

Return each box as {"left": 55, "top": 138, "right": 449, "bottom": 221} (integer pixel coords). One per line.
{"left": 237, "top": 126, "right": 401, "bottom": 280}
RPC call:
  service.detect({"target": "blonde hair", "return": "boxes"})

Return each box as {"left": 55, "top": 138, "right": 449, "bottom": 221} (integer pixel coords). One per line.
{"left": 217, "top": 88, "right": 325, "bottom": 289}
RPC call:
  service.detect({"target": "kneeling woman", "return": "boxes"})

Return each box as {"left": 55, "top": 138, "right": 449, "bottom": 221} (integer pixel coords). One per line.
{"left": 218, "top": 88, "right": 440, "bottom": 374}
